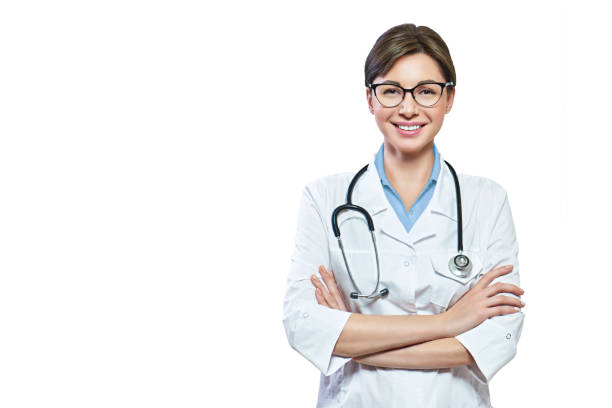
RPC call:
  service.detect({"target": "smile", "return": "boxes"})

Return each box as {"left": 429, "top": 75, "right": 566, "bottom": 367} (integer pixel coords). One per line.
{"left": 392, "top": 122, "right": 426, "bottom": 136}
{"left": 398, "top": 124, "right": 421, "bottom": 131}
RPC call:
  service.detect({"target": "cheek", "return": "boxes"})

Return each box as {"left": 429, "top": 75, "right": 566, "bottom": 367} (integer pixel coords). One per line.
{"left": 374, "top": 113, "right": 392, "bottom": 134}
{"left": 428, "top": 108, "right": 447, "bottom": 127}
{"left": 373, "top": 109, "right": 392, "bottom": 126}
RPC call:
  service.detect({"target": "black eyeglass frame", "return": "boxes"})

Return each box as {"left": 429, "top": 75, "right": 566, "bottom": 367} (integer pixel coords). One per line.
{"left": 368, "top": 81, "right": 455, "bottom": 108}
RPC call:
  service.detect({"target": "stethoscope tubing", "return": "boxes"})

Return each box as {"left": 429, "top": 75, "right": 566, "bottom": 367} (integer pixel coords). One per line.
{"left": 444, "top": 160, "right": 463, "bottom": 252}
{"left": 331, "top": 159, "right": 471, "bottom": 300}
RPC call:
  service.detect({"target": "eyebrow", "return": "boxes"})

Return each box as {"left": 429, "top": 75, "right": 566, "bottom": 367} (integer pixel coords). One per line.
{"left": 380, "top": 79, "right": 442, "bottom": 86}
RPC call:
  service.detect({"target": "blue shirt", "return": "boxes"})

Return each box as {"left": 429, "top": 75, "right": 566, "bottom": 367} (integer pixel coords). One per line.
{"left": 374, "top": 142, "right": 441, "bottom": 234}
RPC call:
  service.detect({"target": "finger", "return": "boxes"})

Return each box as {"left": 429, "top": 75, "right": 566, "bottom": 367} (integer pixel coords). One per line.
{"left": 310, "top": 274, "right": 323, "bottom": 291}
{"left": 487, "top": 305, "right": 523, "bottom": 318}
{"left": 319, "top": 266, "right": 341, "bottom": 309}
{"left": 484, "top": 282, "right": 524, "bottom": 297}
{"left": 311, "top": 273, "right": 336, "bottom": 307}
{"left": 310, "top": 274, "right": 325, "bottom": 294}
{"left": 324, "top": 268, "right": 349, "bottom": 312}
{"left": 476, "top": 265, "right": 514, "bottom": 289}
{"left": 315, "top": 288, "right": 329, "bottom": 307}
{"left": 321, "top": 266, "right": 342, "bottom": 298}
{"left": 325, "top": 266, "right": 338, "bottom": 284}
{"left": 312, "top": 277, "right": 332, "bottom": 305}
{"left": 487, "top": 294, "right": 525, "bottom": 308}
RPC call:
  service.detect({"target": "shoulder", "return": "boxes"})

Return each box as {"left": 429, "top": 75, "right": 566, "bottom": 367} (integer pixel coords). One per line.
{"left": 458, "top": 172, "right": 508, "bottom": 198}
{"left": 456, "top": 171, "right": 510, "bottom": 215}
{"left": 302, "top": 171, "right": 354, "bottom": 210}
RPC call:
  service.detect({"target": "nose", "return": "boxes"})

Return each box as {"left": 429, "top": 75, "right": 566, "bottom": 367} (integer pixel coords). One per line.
{"left": 398, "top": 92, "right": 418, "bottom": 116}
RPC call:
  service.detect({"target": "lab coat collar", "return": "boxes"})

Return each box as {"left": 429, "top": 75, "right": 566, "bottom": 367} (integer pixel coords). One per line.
{"left": 350, "top": 149, "right": 457, "bottom": 247}
{"left": 428, "top": 151, "right": 458, "bottom": 222}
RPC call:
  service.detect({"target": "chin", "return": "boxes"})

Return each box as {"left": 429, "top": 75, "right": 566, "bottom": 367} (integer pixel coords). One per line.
{"left": 387, "top": 135, "right": 432, "bottom": 152}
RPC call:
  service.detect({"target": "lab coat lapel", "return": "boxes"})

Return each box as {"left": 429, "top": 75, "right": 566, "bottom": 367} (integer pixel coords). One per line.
{"left": 407, "top": 152, "right": 458, "bottom": 244}
{"left": 429, "top": 153, "right": 458, "bottom": 222}
{"left": 348, "top": 155, "right": 388, "bottom": 218}
{"left": 350, "top": 155, "right": 414, "bottom": 246}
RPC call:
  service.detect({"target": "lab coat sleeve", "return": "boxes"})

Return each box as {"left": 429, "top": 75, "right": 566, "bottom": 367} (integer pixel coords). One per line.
{"left": 282, "top": 184, "right": 352, "bottom": 376}
{"left": 455, "top": 187, "right": 525, "bottom": 383}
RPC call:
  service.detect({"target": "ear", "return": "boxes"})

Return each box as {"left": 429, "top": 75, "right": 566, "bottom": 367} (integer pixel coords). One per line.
{"left": 366, "top": 87, "right": 374, "bottom": 114}
{"left": 444, "top": 86, "right": 455, "bottom": 114}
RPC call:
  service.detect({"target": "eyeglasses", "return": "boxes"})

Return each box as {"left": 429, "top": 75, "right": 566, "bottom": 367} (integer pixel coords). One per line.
{"left": 368, "top": 81, "right": 454, "bottom": 108}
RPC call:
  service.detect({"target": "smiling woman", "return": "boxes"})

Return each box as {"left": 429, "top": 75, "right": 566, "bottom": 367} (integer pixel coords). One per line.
{"left": 282, "top": 23, "right": 525, "bottom": 408}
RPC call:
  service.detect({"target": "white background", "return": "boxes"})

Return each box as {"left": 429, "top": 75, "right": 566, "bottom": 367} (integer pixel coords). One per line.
{"left": 0, "top": 0, "right": 609, "bottom": 406}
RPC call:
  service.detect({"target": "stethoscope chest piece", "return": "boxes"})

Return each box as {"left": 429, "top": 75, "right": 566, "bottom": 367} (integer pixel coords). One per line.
{"left": 448, "top": 254, "right": 472, "bottom": 278}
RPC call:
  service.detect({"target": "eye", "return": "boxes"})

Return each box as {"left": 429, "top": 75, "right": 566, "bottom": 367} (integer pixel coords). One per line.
{"left": 383, "top": 88, "right": 399, "bottom": 95}
{"left": 416, "top": 85, "right": 440, "bottom": 96}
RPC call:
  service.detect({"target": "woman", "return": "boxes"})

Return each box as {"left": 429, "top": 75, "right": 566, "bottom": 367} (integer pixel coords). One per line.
{"left": 282, "top": 23, "right": 525, "bottom": 407}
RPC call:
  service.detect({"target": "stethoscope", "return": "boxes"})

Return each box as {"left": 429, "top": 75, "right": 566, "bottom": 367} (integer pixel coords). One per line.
{"left": 331, "top": 160, "right": 471, "bottom": 300}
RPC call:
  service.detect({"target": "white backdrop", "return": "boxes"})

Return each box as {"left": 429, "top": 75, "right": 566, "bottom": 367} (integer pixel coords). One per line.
{"left": 0, "top": 1, "right": 609, "bottom": 407}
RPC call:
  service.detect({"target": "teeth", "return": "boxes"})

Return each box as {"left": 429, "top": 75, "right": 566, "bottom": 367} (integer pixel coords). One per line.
{"left": 398, "top": 124, "right": 421, "bottom": 131}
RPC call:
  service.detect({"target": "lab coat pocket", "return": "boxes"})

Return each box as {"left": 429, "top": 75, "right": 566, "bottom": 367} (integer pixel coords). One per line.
{"left": 429, "top": 250, "right": 483, "bottom": 311}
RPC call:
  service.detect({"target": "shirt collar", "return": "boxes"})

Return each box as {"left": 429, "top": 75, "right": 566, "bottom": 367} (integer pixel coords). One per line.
{"left": 351, "top": 147, "right": 457, "bottom": 222}
{"left": 374, "top": 141, "right": 441, "bottom": 188}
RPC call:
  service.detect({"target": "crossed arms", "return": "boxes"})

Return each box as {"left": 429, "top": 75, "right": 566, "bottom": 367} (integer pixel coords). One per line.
{"left": 311, "top": 265, "right": 475, "bottom": 370}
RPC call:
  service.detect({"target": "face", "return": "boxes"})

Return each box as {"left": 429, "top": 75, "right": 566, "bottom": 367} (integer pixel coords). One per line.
{"left": 366, "top": 53, "right": 455, "bottom": 158}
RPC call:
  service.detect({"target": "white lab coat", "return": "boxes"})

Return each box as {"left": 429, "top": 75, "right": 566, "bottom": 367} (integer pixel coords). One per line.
{"left": 282, "top": 149, "right": 524, "bottom": 408}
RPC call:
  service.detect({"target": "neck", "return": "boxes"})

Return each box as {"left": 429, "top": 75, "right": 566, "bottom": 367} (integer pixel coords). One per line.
{"left": 383, "top": 141, "right": 434, "bottom": 191}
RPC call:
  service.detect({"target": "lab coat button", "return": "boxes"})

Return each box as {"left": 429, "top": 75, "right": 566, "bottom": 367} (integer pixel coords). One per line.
{"left": 506, "top": 333, "right": 511, "bottom": 339}
{"left": 404, "top": 260, "right": 410, "bottom": 267}
{"left": 302, "top": 312, "right": 309, "bottom": 319}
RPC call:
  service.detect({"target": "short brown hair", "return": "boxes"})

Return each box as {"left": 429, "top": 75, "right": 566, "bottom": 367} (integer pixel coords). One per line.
{"left": 364, "top": 24, "right": 456, "bottom": 88}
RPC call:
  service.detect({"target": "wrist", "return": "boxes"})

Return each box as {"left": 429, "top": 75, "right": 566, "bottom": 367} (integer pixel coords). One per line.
{"left": 435, "top": 312, "right": 454, "bottom": 338}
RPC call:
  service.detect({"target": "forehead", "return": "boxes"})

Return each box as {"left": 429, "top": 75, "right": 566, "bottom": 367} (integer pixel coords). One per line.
{"left": 375, "top": 53, "right": 445, "bottom": 86}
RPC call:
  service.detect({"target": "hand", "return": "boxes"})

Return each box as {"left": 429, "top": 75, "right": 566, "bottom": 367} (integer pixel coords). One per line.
{"left": 440, "top": 265, "right": 525, "bottom": 337}
{"left": 310, "top": 265, "right": 348, "bottom": 312}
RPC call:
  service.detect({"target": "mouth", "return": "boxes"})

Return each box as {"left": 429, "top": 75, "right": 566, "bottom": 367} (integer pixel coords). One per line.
{"left": 392, "top": 123, "right": 426, "bottom": 131}
{"left": 392, "top": 122, "right": 426, "bottom": 136}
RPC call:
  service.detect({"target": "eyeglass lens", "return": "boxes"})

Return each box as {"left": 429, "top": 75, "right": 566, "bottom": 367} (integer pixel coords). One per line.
{"left": 375, "top": 84, "right": 443, "bottom": 107}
